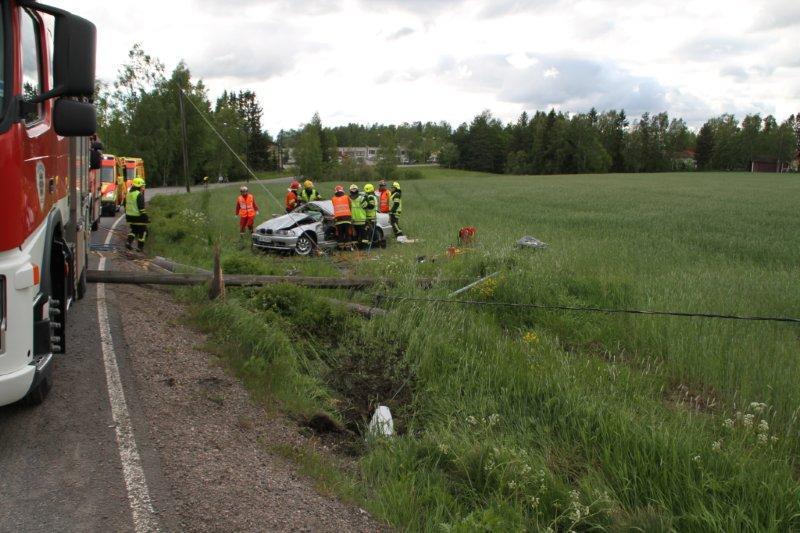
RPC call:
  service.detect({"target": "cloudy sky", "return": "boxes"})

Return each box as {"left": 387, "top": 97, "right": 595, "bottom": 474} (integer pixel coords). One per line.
{"left": 60, "top": 0, "right": 799, "bottom": 134}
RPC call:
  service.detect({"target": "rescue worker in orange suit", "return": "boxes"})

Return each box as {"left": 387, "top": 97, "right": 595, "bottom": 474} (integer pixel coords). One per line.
{"left": 331, "top": 185, "right": 352, "bottom": 249}
{"left": 235, "top": 186, "right": 259, "bottom": 242}
{"left": 377, "top": 180, "right": 391, "bottom": 214}
{"left": 285, "top": 180, "right": 300, "bottom": 213}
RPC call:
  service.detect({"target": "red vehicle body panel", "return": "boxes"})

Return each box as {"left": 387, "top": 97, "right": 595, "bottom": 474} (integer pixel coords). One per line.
{"left": 0, "top": 5, "right": 68, "bottom": 253}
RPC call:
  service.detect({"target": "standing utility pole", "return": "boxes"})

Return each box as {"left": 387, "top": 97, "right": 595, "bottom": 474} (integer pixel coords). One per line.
{"left": 178, "top": 87, "right": 191, "bottom": 193}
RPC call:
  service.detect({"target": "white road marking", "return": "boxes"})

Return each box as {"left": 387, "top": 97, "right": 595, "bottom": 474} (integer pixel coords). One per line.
{"left": 97, "top": 214, "right": 160, "bottom": 532}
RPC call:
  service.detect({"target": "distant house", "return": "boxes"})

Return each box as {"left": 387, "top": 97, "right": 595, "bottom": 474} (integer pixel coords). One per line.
{"left": 750, "top": 159, "right": 792, "bottom": 173}
{"left": 672, "top": 149, "right": 696, "bottom": 170}
{"left": 338, "top": 146, "right": 410, "bottom": 165}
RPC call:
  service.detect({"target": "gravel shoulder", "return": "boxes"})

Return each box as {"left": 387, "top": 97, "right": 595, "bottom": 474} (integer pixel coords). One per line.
{"left": 110, "top": 257, "right": 385, "bottom": 532}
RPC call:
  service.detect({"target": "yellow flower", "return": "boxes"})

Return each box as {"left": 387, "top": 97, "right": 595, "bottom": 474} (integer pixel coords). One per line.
{"left": 522, "top": 331, "right": 539, "bottom": 345}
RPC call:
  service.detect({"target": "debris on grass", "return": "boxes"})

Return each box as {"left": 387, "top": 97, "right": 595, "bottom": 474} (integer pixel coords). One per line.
{"left": 517, "top": 235, "right": 548, "bottom": 249}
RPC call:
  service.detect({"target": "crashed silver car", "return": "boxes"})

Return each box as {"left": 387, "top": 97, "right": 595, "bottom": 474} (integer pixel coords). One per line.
{"left": 252, "top": 200, "right": 393, "bottom": 255}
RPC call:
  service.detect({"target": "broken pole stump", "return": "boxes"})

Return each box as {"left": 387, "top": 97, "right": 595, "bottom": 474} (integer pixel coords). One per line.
{"left": 208, "top": 244, "right": 226, "bottom": 300}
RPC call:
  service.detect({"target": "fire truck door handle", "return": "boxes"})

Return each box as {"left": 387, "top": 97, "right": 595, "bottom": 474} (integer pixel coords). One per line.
{"left": 49, "top": 178, "right": 55, "bottom": 194}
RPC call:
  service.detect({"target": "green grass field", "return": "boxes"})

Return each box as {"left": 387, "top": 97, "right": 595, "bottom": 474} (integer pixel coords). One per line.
{"left": 148, "top": 170, "right": 800, "bottom": 531}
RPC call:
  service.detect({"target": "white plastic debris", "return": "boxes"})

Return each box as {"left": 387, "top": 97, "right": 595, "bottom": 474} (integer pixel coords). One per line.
{"left": 396, "top": 235, "right": 409, "bottom": 243}
{"left": 368, "top": 405, "right": 394, "bottom": 437}
{"left": 516, "top": 236, "right": 548, "bottom": 249}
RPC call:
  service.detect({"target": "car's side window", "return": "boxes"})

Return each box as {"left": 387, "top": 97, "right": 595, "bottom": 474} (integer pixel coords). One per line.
{"left": 20, "top": 8, "right": 43, "bottom": 124}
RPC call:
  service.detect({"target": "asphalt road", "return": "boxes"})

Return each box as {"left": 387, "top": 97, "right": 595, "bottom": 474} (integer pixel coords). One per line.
{"left": 0, "top": 214, "right": 175, "bottom": 533}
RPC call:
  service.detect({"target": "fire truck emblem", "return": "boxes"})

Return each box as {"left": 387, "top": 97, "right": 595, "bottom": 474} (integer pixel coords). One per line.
{"left": 36, "top": 162, "right": 46, "bottom": 211}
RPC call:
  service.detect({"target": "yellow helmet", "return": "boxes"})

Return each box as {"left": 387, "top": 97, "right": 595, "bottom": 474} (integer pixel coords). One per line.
{"left": 392, "top": 181, "right": 401, "bottom": 190}
{"left": 303, "top": 180, "right": 313, "bottom": 189}
{"left": 132, "top": 178, "right": 145, "bottom": 188}
{"left": 363, "top": 183, "right": 374, "bottom": 193}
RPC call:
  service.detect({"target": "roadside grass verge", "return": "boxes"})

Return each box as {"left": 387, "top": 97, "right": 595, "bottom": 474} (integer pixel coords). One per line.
{"left": 148, "top": 171, "right": 800, "bottom": 530}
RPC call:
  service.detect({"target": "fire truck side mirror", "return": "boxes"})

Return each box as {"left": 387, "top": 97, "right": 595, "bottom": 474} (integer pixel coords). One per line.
{"left": 53, "top": 99, "right": 96, "bottom": 137}
{"left": 19, "top": 1, "right": 97, "bottom": 101}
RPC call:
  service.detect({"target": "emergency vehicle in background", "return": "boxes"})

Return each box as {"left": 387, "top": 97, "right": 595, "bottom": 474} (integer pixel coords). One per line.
{"left": 122, "top": 156, "right": 145, "bottom": 190}
{"left": 99, "top": 153, "right": 125, "bottom": 215}
{"left": 0, "top": 0, "right": 97, "bottom": 406}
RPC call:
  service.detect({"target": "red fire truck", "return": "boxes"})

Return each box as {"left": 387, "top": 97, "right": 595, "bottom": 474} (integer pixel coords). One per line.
{"left": 0, "top": 1, "right": 97, "bottom": 406}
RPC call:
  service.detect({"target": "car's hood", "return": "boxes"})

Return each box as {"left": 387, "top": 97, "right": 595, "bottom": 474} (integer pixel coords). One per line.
{"left": 255, "top": 212, "right": 318, "bottom": 233}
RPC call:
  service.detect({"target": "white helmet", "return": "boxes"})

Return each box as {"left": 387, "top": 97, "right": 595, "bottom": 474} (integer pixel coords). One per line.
{"left": 240, "top": 186, "right": 248, "bottom": 193}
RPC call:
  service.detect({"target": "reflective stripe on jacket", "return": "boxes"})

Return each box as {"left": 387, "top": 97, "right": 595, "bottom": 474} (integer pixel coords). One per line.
{"left": 236, "top": 194, "right": 256, "bottom": 217}
{"left": 390, "top": 190, "right": 402, "bottom": 215}
{"left": 378, "top": 189, "right": 391, "bottom": 213}
{"left": 332, "top": 194, "right": 351, "bottom": 219}
{"left": 299, "top": 188, "right": 319, "bottom": 203}
{"left": 126, "top": 189, "right": 143, "bottom": 217}
{"left": 350, "top": 194, "right": 366, "bottom": 224}
{"left": 364, "top": 193, "right": 377, "bottom": 220}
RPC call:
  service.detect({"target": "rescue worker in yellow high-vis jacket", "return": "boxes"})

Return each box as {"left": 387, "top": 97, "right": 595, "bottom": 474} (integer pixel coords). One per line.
{"left": 124, "top": 178, "right": 149, "bottom": 251}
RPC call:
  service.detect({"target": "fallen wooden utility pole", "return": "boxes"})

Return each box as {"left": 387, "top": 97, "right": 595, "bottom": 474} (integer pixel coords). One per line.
{"left": 87, "top": 270, "right": 388, "bottom": 289}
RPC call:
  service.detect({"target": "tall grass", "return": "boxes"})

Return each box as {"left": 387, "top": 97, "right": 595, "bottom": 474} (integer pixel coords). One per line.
{"left": 148, "top": 170, "right": 800, "bottom": 530}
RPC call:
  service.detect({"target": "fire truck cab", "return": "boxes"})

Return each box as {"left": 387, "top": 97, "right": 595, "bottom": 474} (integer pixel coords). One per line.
{"left": 0, "top": 0, "right": 96, "bottom": 406}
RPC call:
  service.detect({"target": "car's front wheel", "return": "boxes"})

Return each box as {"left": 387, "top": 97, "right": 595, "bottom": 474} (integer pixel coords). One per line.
{"left": 295, "top": 234, "right": 314, "bottom": 256}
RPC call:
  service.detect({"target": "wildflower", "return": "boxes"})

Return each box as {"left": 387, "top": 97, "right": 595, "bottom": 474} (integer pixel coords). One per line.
{"left": 749, "top": 402, "right": 767, "bottom": 414}
{"left": 521, "top": 464, "right": 532, "bottom": 475}
{"left": 758, "top": 433, "right": 768, "bottom": 445}
{"left": 466, "top": 415, "right": 478, "bottom": 426}
{"left": 508, "top": 480, "right": 517, "bottom": 490}
{"left": 723, "top": 418, "right": 734, "bottom": 429}
{"left": 569, "top": 490, "right": 580, "bottom": 501}
{"left": 438, "top": 443, "right": 450, "bottom": 455}
{"left": 743, "top": 414, "right": 754, "bottom": 429}
{"left": 770, "top": 435, "right": 779, "bottom": 443}
{"left": 484, "top": 459, "right": 495, "bottom": 472}
{"left": 522, "top": 331, "right": 539, "bottom": 345}
{"left": 712, "top": 440, "right": 722, "bottom": 452}
{"left": 758, "top": 420, "right": 769, "bottom": 433}
{"left": 487, "top": 413, "right": 500, "bottom": 427}
{"left": 529, "top": 496, "right": 540, "bottom": 509}
{"left": 692, "top": 455, "right": 701, "bottom": 464}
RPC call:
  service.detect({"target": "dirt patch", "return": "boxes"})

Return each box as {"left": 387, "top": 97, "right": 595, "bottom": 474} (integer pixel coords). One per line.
{"left": 110, "top": 256, "right": 388, "bottom": 532}
{"left": 663, "top": 377, "right": 720, "bottom": 413}
{"left": 327, "top": 341, "right": 414, "bottom": 438}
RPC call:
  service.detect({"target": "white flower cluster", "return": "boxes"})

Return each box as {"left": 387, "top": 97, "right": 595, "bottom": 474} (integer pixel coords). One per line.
{"left": 568, "top": 490, "right": 590, "bottom": 522}
{"left": 728, "top": 402, "right": 778, "bottom": 446}
{"left": 712, "top": 440, "right": 723, "bottom": 452}
{"left": 179, "top": 208, "right": 208, "bottom": 226}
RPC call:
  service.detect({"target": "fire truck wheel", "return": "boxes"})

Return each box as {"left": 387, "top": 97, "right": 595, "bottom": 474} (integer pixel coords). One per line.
{"left": 25, "top": 376, "right": 52, "bottom": 406}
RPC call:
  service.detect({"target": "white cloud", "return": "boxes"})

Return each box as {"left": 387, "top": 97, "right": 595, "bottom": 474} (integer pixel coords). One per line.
{"left": 53, "top": 0, "right": 799, "bottom": 132}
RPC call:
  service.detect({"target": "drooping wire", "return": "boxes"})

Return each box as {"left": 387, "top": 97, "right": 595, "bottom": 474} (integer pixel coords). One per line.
{"left": 375, "top": 295, "right": 800, "bottom": 324}
{"left": 178, "top": 87, "right": 327, "bottom": 254}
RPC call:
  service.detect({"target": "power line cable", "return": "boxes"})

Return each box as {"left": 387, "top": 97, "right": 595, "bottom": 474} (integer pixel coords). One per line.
{"left": 178, "top": 87, "right": 328, "bottom": 255}
{"left": 375, "top": 295, "right": 800, "bottom": 324}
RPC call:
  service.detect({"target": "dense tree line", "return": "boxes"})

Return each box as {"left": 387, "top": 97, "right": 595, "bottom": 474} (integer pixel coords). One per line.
{"left": 447, "top": 108, "right": 799, "bottom": 175}
{"left": 99, "top": 46, "right": 799, "bottom": 185}
{"left": 96, "top": 44, "right": 277, "bottom": 186}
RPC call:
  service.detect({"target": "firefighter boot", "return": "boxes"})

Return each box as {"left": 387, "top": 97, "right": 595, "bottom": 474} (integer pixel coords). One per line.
{"left": 125, "top": 234, "right": 134, "bottom": 250}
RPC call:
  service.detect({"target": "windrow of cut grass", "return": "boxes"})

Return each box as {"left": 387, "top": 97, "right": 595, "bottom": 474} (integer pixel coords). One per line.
{"left": 147, "top": 170, "right": 800, "bottom": 530}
